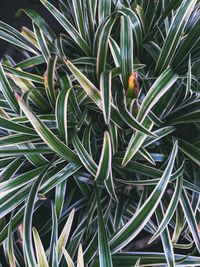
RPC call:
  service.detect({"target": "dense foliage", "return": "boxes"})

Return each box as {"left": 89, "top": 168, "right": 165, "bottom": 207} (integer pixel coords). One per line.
{"left": 1, "top": 0, "right": 200, "bottom": 266}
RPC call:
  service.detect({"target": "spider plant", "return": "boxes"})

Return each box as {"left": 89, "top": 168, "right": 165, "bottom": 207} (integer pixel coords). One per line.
{"left": 1, "top": 0, "right": 200, "bottom": 266}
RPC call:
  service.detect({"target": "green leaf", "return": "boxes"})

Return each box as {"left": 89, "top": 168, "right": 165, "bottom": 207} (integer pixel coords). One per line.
{"left": 134, "top": 258, "right": 140, "bottom": 267}
{"left": 0, "top": 134, "right": 39, "bottom": 147}
{"left": 65, "top": 59, "right": 102, "bottom": 108}
{"left": 178, "top": 138, "right": 200, "bottom": 166}
{"left": 33, "top": 227, "right": 49, "bottom": 267}
{"left": 137, "top": 67, "right": 178, "bottom": 122}
{"left": 120, "top": 15, "right": 133, "bottom": 89}
{"left": 95, "top": 185, "right": 113, "bottom": 267}
{"left": 111, "top": 252, "right": 200, "bottom": 266}
{"left": 7, "top": 212, "right": 16, "bottom": 267}
{"left": 3, "top": 65, "right": 44, "bottom": 84}
{"left": 122, "top": 117, "right": 154, "bottom": 166}
{"left": 96, "top": 16, "right": 116, "bottom": 78}
{"left": 15, "top": 55, "right": 45, "bottom": 69}
{"left": 65, "top": 59, "right": 153, "bottom": 134}
{"left": 172, "top": 16, "right": 200, "bottom": 70}
{"left": 23, "top": 162, "right": 51, "bottom": 267}
{"left": 55, "top": 181, "right": 67, "bottom": 219}
{"left": 44, "top": 55, "right": 58, "bottom": 108}
{"left": 40, "top": 0, "right": 92, "bottom": 56}
{"left": 95, "top": 131, "right": 112, "bottom": 183}
{"left": 98, "top": 0, "right": 111, "bottom": 23}
{"left": 180, "top": 188, "right": 200, "bottom": 253}
{"left": 49, "top": 203, "right": 58, "bottom": 266}
{"left": 149, "top": 175, "right": 183, "bottom": 244}
{"left": 0, "top": 166, "right": 44, "bottom": 194}
{"left": 55, "top": 87, "right": 72, "bottom": 144}
{"left": 17, "top": 9, "right": 56, "bottom": 42}
{"left": 72, "top": 132, "right": 97, "bottom": 176}
{"left": 116, "top": 91, "right": 155, "bottom": 137}
{"left": 0, "top": 157, "right": 24, "bottom": 183}
{"left": 58, "top": 208, "right": 75, "bottom": 261}
{"left": 155, "top": 204, "right": 176, "bottom": 267}
{"left": 117, "top": 8, "right": 142, "bottom": 54}
{"left": 17, "top": 95, "right": 80, "bottom": 164}
{"left": 110, "top": 141, "right": 178, "bottom": 252}
{"left": 0, "top": 64, "right": 19, "bottom": 114}
{"left": 71, "top": 0, "right": 87, "bottom": 40}
{"left": 155, "top": 0, "right": 198, "bottom": 74}
{"left": 0, "top": 21, "right": 39, "bottom": 54}
{"left": 100, "top": 70, "right": 111, "bottom": 125}
{"left": 63, "top": 248, "right": 75, "bottom": 267}
{"left": 33, "top": 23, "right": 49, "bottom": 61}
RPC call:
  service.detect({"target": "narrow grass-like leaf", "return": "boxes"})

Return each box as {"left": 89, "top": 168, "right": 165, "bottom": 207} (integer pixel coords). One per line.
{"left": 137, "top": 67, "right": 178, "bottom": 122}
{"left": 172, "top": 18, "right": 200, "bottom": 69}
{"left": 56, "top": 87, "right": 72, "bottom": 144}
{"left": 0, "top": 134, "right": 39, "bottom": 147}
{"left": 17, "top": 9, "right": 56, "bottom": 42}
{"left": 134, "top": 259, "right": 140, "bottom": 267}
{"left": 104, "top": 172, "right": 118, "bottom": 202}
{"left": 23, "top": 162, "right": 51, "bottom": 267}
{"left": 122, "top": 117, "right": 153, "bottom": 166}
{"left": 3, "top": 65, "right": 44, "bottom": 84}
{"left": 0, "top": 157, "right": 24, "bottom": 183}
{"left": 63, "top": 248, "right": 75, "bottom": 267}
{"left": 49, "top": 203, "right": 58, "bottom": 266}
{"left": 65, "top": 59, "right": 154, "bottom": 134}
{"left": 96, "top": 17, "right": 116, "bottom": 78}
{"left": 95, "top": 132, "right": 112, "bottom": 182}
{"left": 0, "top": 64, "right": 19, "bottom": 114}
{"left": 116, "top": 91, "right": 155, "bottom": 136}
{"left": 95, "top": 185, "right": 113, "bottom": 267}
{"left": 180, "top": 188, "right": 200, "bottom": 253}
{"left": 155, "top": 0, "right": 198, "bottom": 74}
{"left": 7, "top": 212, "right": 16, "bottom": 267}
{"left": 98, "top": 0, "right": 111, "bottom": 23}
{"left": 40, "top": 0, "right": 92, "bottom": 56}
{"left": 77, "top": 244, "right": 84, "bottom": 267}
{"left": 111, "top": 252, "right": 200, "bottom": 266}
{"left": 149, "top": 175, "right": 183, "bottom": 244}
{"left": 120, "top": 15, "right": 133, "bottom": 89}
{"left": 0, "top": 21, "right": 39, "bottom": 54}
{"left": 58, "top": 208, "right": 75, "bottom": 261}
{"left": 15, "top": 55, "right": 45, "bottom": 69}
{"left": 185, "top": 54, "right": 192, "bottom": 98}
{"left": 100, "top": 70, "right": 111, "bottom": 124}
{"left": 155, "top": 204, "right": 176, "bottom": 267}
{"left": 44, "top": 55, "right": 58, "bottom": 108}
{"left": 0, "top": 166, "right": 44, "bottom": 194}
{"left": 33, "top": 227, "right": 49, "bottom": 267}
{"left": 110, "top": 141, "right": 178, "bottom": 252}
{"left": 71, "top": 0, "right": 86, "bottom": 40}
{"left": 117, "top": 8, "right": 142, "bottom": 54}
{"left": 178, "top": 138, "right": 200, "bottom": 166}
{"left": 33, "top": 23, "right": 49, "bottom": 61}
{"left": 16, "top": 95, "right": 80, "bottom": 164}
{"left": 72, "top": 132, "right": 97, "bottom": 176}
{"left": 55, "top": 181, "right": 66, "bottom": 219}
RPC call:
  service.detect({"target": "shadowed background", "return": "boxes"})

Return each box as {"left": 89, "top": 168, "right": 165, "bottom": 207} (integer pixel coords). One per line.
{"left": 0, "top": 0, "right": 59, "bottom": 58}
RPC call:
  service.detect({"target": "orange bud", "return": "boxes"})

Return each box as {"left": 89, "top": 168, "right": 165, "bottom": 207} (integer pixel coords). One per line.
{"left": 128, "top": 72, "right": 137, "bottom": 90}
{"left": 127, "top": 72, "right": 139, "bottom": 98}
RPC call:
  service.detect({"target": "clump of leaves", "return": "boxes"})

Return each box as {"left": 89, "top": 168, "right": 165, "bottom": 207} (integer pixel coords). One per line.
{"left": 1, "top": 0, "right": 200, "bottom": 266}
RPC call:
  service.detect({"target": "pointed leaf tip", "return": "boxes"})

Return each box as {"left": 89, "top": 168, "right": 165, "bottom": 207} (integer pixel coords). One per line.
{"left": 14, "top": 92, "right": 21, "bottom": 100}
